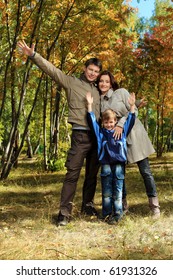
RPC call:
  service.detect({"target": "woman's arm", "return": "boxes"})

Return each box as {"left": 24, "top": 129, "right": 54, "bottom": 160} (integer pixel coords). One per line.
{"left": 112, "top": 88, "right": 138, "bottom": 128}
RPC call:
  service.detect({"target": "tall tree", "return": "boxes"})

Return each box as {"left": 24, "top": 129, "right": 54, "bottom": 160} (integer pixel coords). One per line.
{"left": 0, "top": 0, "right": 131, "bottom": 178}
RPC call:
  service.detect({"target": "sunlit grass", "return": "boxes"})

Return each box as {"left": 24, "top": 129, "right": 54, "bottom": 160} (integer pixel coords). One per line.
{"left": 0, "top": 153, "right": 173, "bottom": 260}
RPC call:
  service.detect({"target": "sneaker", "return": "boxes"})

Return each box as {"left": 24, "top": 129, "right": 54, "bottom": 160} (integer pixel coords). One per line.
{"left": 105, "top": 215, "right": 117, "bottom": 225}
{"left": 56, "top": 213, "right": 69, "bottom": 226}
{"left": 82, "top": 202, "right": 98, "bottom": 216}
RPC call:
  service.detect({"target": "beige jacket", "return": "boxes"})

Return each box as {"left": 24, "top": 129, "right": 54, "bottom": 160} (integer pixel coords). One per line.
{"left": 101, "top": 88, "right": 155, "bottom": 163}
{"left": 31, "top": 53, "right": 100, "bottom": 128}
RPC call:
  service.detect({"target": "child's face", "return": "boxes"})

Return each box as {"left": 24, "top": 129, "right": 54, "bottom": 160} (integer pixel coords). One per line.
{"left": 102, "top": 117, "right": 116, "bottom": 130}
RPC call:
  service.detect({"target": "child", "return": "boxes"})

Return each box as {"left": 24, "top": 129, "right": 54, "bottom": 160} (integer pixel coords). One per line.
{"left": 86, "top": 91, "right": 136, "bottom": 224}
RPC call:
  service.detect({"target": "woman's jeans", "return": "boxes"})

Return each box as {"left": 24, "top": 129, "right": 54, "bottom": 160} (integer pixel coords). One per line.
{"left": 101, "top": 163, "right": 125, "bottom": 221}
{"left": 137, "top": 157, "right": 157, "bottom": 197}
{"left": 122, "top": 157, "right": 157, "bottom": 200}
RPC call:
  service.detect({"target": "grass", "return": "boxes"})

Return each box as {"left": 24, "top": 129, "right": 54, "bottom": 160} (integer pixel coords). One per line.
{"left": 0, "top": 153, "right": 173, "bottom": 260}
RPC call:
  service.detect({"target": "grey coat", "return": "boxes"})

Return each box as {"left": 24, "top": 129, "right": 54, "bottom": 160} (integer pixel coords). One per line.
{"left": 101, "top": 88, "right": 155, "bottom": 163}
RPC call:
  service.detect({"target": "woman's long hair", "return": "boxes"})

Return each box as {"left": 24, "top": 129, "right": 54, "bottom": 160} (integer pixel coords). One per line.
{"left": 97, "top": 70, "right": 119, "bottom": 92}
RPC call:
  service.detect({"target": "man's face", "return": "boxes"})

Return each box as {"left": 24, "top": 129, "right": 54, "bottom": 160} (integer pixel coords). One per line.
{"left": 84, "top": 64, "right": 100, "bottom": 82}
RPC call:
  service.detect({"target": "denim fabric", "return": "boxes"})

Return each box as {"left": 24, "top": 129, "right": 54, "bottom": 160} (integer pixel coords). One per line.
{"left": 122, "top": 176, "right": 127, "bottom": 199}
{"left": 101, "top": 163, "right": 125, "bottom": 221}
{"left": 137, "top": 157, "right": 157, "bottom": 197}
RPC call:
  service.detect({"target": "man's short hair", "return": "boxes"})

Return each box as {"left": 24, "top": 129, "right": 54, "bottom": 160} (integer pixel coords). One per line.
{"left": 85, "top": 58, "right": 102, "bottom": 71}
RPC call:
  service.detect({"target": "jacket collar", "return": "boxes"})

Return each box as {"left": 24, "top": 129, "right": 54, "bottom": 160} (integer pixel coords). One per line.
{"left": 102, "top": 88, "right": 114, "bottom": 100}
{"left": 80, "top": 73, "right": 97, "bottom": 86}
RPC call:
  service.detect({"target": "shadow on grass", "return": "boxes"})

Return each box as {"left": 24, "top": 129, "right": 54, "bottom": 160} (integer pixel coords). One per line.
{"left": 2, "top": 172, "right": 65, "bottom": 188}
{"left": 0, "top": 189, "right": 61, "bottom": 225}
{"left": 0, "top": 153, "right": 173, "bottom": 227}
{"left": 128, "top": 200, "right": 173, "bottom": 217}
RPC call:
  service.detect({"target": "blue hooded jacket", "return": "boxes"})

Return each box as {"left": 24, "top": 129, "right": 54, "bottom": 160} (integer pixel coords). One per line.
{"left": 87, "top": 112, "right": 135, "bottom": 164}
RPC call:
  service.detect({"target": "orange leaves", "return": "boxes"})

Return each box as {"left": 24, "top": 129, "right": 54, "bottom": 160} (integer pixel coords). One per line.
{"left": 0, "top": 1, "right": 5, "bottom": 11}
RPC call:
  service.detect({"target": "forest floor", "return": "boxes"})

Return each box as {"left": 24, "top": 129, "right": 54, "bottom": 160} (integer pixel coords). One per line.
{"left": 0, "top": 153, "right": 173, "bottom": 260}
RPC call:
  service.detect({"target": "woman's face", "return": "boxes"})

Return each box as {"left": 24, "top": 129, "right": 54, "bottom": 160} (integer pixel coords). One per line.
{"left": 98, "top": 74, "right": 112, "bottom": 95}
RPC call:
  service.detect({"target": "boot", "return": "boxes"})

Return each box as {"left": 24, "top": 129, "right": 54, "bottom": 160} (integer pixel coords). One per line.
{"left": 148, "top": 196, "right": 160, "bottom": 219}
{"left": 122, "top": 198, "right": 129, "bottom": 213}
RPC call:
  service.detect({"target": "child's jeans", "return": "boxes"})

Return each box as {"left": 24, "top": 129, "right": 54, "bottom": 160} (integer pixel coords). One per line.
{"left": 101, "top": 163, "right": 125, "bottom": 221}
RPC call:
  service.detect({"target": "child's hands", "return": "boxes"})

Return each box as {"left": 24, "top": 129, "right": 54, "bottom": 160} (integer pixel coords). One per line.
{"left": 128, "top": 92, "right": 136, "bottom": 107}
{"left": 86, "top": 92, "right": 93, "bottom": 105}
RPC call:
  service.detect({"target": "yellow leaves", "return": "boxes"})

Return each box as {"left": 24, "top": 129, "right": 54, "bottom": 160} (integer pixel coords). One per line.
{"left": 0, "top": 1, "right": 5, "bottom": 10}
{"left": 101, "top": 43, "right": 110, "bottom": 49}
{"left": 114, "top": 72, "right": 126, "bottom": 84}
{"left": 142, "top": 246, "right": 158, "bottom": 255}
{"left": 142, "top": 246, "right": 151, "bottom": 254}
{"left": 30, "top": 0, "right": 38, "bottom": 6}
{"left": 105, "top": 8, "right": 119, "bottom": 21}
{"left": 104, "top": 247, "right": 115, "bottom": 257}
{"left": 107, "top": 228, "right": 112, "bottom": 235}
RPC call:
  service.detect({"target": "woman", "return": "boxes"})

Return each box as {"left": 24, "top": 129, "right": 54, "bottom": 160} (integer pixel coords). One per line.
{"left": 97, "top": 70, "right": 160, "bottom": 218}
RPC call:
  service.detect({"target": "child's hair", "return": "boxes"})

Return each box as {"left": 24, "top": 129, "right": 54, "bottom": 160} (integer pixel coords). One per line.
{"left": 101, "top": 109, "right": 117, "bottom": 122}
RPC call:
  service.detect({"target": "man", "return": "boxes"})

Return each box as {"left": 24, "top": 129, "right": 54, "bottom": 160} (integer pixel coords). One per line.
{"left": 17, "top": 40, "right": 102, "bottom": 226}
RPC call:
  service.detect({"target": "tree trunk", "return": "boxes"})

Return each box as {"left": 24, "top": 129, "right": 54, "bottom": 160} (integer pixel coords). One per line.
{"left": 43, "top": 77, "right": 48, "bottom": 171}
{"left": 26, "top": 131, "right": 33, "bottom": 158}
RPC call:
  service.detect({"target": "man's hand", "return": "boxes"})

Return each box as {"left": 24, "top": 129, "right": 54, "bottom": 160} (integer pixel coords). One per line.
{"left": 17, "top": 40, "right": 35, "bottom": 57}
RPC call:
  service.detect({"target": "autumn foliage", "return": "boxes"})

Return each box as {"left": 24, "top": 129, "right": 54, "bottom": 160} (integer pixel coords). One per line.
{"left": 0, "top": 0, "right": 173, "bottom": 178}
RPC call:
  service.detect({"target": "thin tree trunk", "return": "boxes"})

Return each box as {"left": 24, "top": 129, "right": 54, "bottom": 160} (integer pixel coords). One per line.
{"left": 0, "top": 0, "right": 44, "bottom": 179}
{"left": 43, "top": 77, "right": 48, "bottom": 170}
{"left": 26, "top": 131, "right": 33, "bottom": 158}
{"left": 33, "top": 134, "right": 42, "bottom": 155}
{"left": 22, "top": 108, "right": 33, "bottom": 158}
